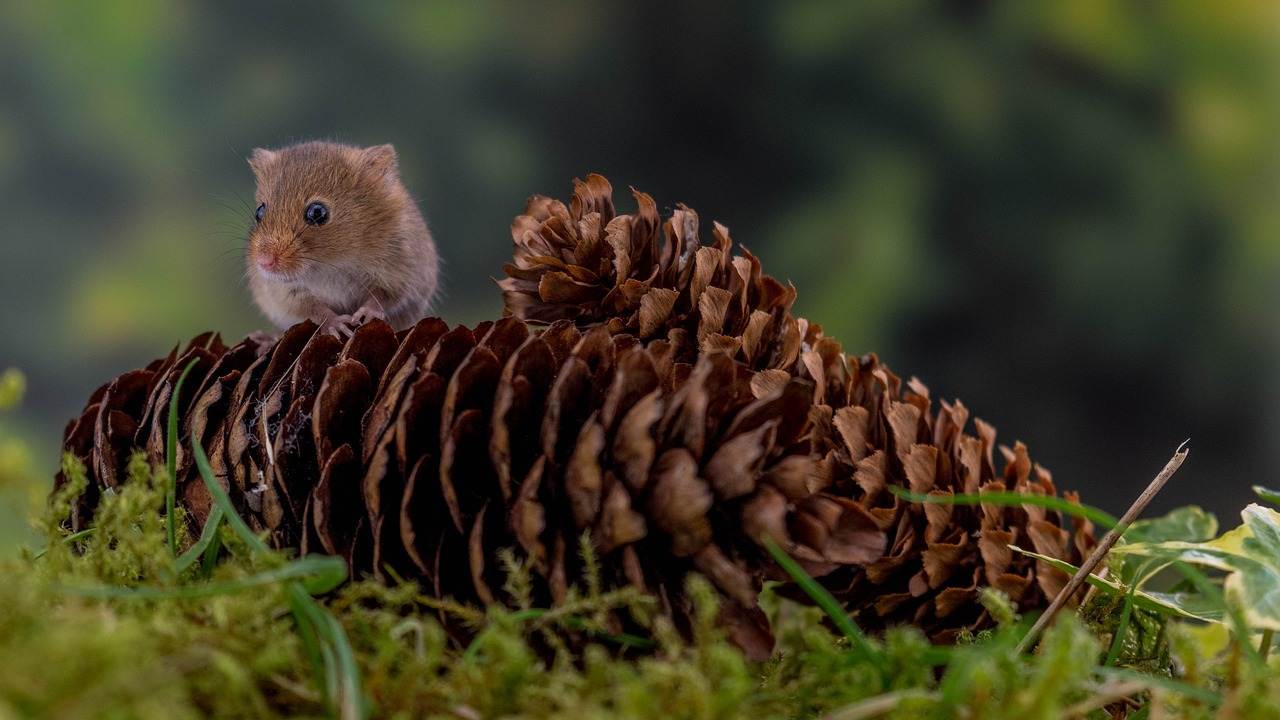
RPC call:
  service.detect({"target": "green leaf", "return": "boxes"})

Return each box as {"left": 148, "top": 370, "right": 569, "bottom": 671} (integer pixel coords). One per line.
{"left": 1254, "top": 485, "right": 1280, "bottom": 507}
{"left": 1139, "top": 590, "right": 1224, "bottom": 622}
{"left": 1107, "top": 507, "right": 1219, "bottom": 586}
{"left": 1126, "top": 506, "right": 1218, "bottom": 544}
{"left": 1225, "top": 505, "right": 1280, "bottom": 631}
{"left": 1109, "top": 504, "right": 1280, "bottom": 633}
{"left": 1242, "top": 503, "right": 1280, "bottom": 557}
{"left": 1105, "top": 526, "right": 1252, "bottom": 572}
{"left": 320, "top": 607, "right": 366, "bottom": 720}
{"left": 1227, "top": 556, "right": 1280, "bottom": 632}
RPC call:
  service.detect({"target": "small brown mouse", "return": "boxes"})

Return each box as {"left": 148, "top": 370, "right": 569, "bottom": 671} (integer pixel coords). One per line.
{"left": 246, "top": 141, "right": 440, "bottom": 335}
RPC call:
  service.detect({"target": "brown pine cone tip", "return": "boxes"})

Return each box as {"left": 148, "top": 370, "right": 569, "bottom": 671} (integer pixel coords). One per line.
{"left": 499, "top": 174, "right": 804, "bottom": 371}
{"left": 58, "top": 174, "right": 1096, "bottom": 659}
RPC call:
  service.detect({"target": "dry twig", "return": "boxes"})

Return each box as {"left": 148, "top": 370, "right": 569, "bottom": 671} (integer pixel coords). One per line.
{"left": 1015, "top": 440, "right": 1190, "bottom": 654}
{"left": 822, "top": 690, "right": 937, "bottom": 720}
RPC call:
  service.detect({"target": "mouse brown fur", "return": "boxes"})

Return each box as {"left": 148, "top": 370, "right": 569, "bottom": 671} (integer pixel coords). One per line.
{"left": 246, "top": 141, "right": 439, "bottom": 335}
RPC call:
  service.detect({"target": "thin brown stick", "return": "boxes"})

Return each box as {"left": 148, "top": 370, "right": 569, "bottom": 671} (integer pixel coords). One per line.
{"left": 822, "top": 690, "right": 937, "bottom": 720}
{"left": 1062, "top": 680, "right": 1148, "bottom": 717}
{"left": 1015, "top": 440, "right": 1189, "bottom": 655}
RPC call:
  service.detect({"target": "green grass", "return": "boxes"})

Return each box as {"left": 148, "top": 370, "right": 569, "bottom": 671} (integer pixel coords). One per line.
{"left": 0, "top": 453, "right": 1272, "bottom": 719}
{"left": 165, "top": 358, "right": 199, "bottom": 555}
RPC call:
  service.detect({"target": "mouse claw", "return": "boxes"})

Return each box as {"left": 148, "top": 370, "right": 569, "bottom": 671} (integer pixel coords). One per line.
{"left": 319, "top": 314, "right": 359, "bottom": 339}
{"left": 351, "top": 305, "right": 386, "bottom": 326}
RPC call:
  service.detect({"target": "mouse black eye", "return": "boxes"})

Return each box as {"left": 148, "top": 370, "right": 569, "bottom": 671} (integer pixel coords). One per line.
{"left": 254, "top": 203, "right": 266, "bottom": 223}
{"left": 304, "top": 201, "right": 329, "bottom": 226}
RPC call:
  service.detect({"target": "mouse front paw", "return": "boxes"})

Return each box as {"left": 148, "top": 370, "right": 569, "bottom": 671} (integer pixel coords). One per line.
{"left": 351, "top": 305, "right": 386, "bottom": 326}
{"left": 318, "top": 314, "right": 359, "bottom": 339}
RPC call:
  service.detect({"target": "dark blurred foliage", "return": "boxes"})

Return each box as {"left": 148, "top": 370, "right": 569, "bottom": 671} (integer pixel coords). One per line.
{"left": 1, "top": 0, "right": 1277, "bottom": 523}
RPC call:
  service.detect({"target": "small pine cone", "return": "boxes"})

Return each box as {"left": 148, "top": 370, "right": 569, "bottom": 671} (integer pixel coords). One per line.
{"left": 500, "top": 174, "right": 804, "bottom": 370}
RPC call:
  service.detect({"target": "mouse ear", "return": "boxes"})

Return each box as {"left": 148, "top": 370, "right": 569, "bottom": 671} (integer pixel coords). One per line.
{"left": 360, "top": 144, "right": 399, "bottom": 177}
{"left": 248, "top": 148, "right": 277, "bottom": 177}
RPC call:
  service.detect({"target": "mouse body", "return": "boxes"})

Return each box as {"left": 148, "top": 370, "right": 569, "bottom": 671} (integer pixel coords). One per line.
{"left": 246, "top": 141, "right": 439, "bottom": 334}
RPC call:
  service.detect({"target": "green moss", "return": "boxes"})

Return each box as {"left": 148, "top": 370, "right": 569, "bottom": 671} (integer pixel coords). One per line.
{"left": 0, "top": 452, "right": 1275, "bottom": 718}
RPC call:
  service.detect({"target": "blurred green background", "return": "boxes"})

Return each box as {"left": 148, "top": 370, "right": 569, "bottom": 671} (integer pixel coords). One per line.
{"left": 2, "top": 0, "right": 1279, "bottom": 550}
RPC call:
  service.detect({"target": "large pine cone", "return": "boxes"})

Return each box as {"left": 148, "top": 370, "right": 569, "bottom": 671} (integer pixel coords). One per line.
{"left": 59, "top": 317, "right": 874, "bottom": 655}
{"left": 57, "top": 175, "right": 1096, "bottom": 655}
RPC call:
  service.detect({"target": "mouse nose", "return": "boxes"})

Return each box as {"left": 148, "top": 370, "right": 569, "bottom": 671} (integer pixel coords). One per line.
{"left": 257, "top": 254, "right": 280, "bottom": 272}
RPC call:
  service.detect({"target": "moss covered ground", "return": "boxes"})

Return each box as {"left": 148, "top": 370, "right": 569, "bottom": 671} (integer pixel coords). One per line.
{"left": 2, "top": 371, "right": 1279, "bottom": 719}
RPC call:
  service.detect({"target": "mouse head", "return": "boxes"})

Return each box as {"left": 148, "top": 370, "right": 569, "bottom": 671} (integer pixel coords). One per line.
{"left": 247, "top": 141, "right": 403, "bottom": 280}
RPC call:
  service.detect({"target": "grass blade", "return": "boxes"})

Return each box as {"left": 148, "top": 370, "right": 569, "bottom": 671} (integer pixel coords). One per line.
{"left": 190, "top": 436, "right": 269, "bottom": 554}
{"left": 1103, "top": 583, "right": 1137, "bottom": 667}
{"left": 32, "top": 527, "right": 98, "bottom": 560}
{"left": 321, "top": 609, "right": 365, "bottom": 720}
{"left": 890, "top": 487, "right": 1120, "bottom": 530}
{"left": 175, "top": 504, "right": 224, "bottom": 573}
{"left": 762, "top": 536, "right": 877, "bottom": 663}
{"left": 461, "top": 608, "right": 545, "bottom": 662}
{"left": 190, "top": 436, "right": 347, "bottom": 594}
{"left": 289, "top": 582, "right": 367, "bottom": 719}
{"left": 200, "top": 527, "right": 223, "bottom": 578}
{"left": 193, "top": 432, "right": 361, "bottom": 716}
{"left": 562, "top": 616, "right": 656, "bottom": 650}
{"left": 286, "top": 583, "right": 329, "bottom": 712}
{"left": 166, "top": 358, "right": 200, "bottom": 557}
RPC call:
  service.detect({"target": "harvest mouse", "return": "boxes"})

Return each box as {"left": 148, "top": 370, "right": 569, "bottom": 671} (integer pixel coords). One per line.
{"left": 246, "top": 141, "right": 440, "bottom": 336}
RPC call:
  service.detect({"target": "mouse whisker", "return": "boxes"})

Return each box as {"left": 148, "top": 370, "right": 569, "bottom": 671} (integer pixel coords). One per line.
{"left": 211, "top": 197, "right": 254, "bottom": 220}
{"left": 293, "top": 254, "right": 354, "bottom": 279}
{"left": 276, "top": 226, "right": 307, "bottom": 256}
{"left": 210, "top": 233, "right": 250, "bottom": 246}
{"left": 294, "top": 254, "right": 379, "bottom": 305}
{"left": 212, "top": 188, "right": 255, "bottom": 212}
